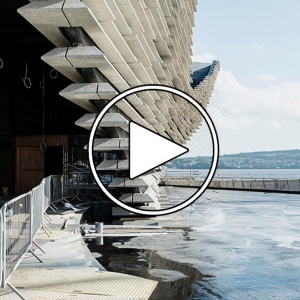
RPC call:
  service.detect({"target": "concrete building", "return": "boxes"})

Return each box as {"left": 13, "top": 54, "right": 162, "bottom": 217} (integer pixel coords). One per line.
{"left": 1, "top": 0, "right": 219, "bottom": 213}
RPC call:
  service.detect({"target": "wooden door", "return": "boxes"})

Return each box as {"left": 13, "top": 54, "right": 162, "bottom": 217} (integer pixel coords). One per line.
{"left": 15, "top": 135, "right": 68, "bottom": 195}
{"left": 18, "top": 147, "right": 44, "bottom": 194}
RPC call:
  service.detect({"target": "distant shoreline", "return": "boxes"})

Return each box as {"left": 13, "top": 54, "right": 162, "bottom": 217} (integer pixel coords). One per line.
{"left": 167, "top": 149, "right": 300, "bottom": 170}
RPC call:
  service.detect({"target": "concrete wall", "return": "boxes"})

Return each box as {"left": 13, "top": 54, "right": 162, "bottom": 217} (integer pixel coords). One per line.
{"left": 163, "top": 178, "right": 300, "bottom": 193}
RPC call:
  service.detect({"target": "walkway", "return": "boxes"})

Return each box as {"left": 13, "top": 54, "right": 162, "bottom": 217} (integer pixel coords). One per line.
{"left": 0, "top": 204, "right": 157, "bottom": 299}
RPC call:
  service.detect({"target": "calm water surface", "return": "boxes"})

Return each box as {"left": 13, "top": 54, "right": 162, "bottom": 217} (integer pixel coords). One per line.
{"left": 88, "top": 187, "right": 300, "bottom": 299}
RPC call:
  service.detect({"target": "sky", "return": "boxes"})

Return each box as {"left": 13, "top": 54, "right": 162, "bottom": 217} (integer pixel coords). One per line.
{"left": 188, "top": 0, "right": 300, "bottom": 155}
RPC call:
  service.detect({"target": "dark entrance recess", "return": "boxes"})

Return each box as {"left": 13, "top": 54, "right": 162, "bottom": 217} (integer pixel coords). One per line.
{"left": 44, "top": 147, "right": 64, "bottom": 177}
{"left": 0, "top": 2, "right": 89, "bottom": 195}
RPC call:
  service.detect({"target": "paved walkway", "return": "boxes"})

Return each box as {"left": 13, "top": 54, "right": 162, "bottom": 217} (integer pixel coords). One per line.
{"left": 2, "top": 268, "right": 157, "bottom": 299}
{"left": 0, "top": 204, "right": 157, "bottom": 299}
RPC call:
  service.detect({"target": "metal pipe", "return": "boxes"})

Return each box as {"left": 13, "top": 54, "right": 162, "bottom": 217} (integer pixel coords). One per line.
{"left": 7, "top": 282, "right": 28, "bottom": 300}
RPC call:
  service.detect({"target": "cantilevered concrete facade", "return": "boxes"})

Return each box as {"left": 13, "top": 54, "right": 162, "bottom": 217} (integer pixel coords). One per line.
{"left": 18, "top": 0, "right": 220, "bottom": 212}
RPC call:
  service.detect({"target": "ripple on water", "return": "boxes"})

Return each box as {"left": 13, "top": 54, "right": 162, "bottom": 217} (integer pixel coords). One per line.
{"left": 148, "top": 269, "right": 188, "bottom": 282}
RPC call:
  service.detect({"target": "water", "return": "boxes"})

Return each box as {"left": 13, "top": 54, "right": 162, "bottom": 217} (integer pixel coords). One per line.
{"left": 88, "top": 187, "right": 300, "bottom": 299}
{"left": 165, "top": 168, "right": 300, "bottom": 180}
{"left": 88, "top": 238, "right": 203, "bottom": 299}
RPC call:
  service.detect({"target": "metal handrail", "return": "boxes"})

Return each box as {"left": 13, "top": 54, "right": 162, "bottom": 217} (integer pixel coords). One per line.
{"left": 64, "top": 162, "right": 91, "bottom": 174}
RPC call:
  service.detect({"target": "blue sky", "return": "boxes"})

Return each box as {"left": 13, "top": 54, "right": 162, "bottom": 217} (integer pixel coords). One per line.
{"left": 188, "top": 1, "right": 300, "bottom": 155}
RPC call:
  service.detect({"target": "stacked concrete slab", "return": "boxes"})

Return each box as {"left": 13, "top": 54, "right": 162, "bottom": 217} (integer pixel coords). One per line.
{"left": 18, "top": 0, "right": 219, "bottom": 214}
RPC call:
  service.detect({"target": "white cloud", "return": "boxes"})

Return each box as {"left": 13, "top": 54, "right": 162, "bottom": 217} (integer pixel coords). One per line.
{"left": 264, "top": 120, "right": 284, "bottom": 131}
{"left": 210, "top": 69, "right": 300, "bottom": 153}
{"left": 255, "top": 73, "right": 277, "bottom": 81}
{"left": 215, "top": 69, "right": 300, "bottom": 121}
{"left": 192, "top": 52, "right": 216, "bottom": 63}
{"left": 251, "top": 44, "right": 265, "bottom": 50}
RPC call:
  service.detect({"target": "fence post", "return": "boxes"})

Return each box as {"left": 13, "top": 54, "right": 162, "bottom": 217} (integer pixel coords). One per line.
{"left": 30, "top": 190, "right": 34, "bottom": 244}
{"left": 61, "top": 174, "right": 64, "bottom": 200}
{"left": 2, "top": 203, "right": 7, "bottom": 289}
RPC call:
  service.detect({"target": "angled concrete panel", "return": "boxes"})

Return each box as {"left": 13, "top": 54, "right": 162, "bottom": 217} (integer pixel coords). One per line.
{"left": 89, "top": 138, "right": 129, "bottom": 151}
{"left": 109, "top": 177, "right": 149, "bottom": 188}
{"left": 97, "top": 159, "right": 129, "bottom": 171}
{"left": 119, "top": 193, "right": 155, "bottom": 204}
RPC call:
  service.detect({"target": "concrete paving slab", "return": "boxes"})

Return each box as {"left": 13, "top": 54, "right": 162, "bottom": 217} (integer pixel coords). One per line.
{"left": 6, "top": 268, "right": 157, "bottom": 300}
{"left": 34, "top": 229, "right": 69, "bottom": 240}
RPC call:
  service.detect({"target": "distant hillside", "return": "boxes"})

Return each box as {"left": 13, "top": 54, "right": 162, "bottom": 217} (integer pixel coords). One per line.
{"left": 166, "top": 149, "right": 300, "bottom": 169}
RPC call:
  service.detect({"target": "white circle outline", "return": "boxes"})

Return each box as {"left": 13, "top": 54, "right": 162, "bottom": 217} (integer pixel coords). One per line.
{"left": 88, "top": 85, "right": 219, "bottom": 216}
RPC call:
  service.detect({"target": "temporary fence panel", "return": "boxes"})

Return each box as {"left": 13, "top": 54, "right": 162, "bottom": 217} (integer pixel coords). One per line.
{"left": 43, "top": 176, "right": 51, "bottom": 211}
{"left": 0, "top": 174, "right": 65, "bottom": 290}
{"left": 63, "top": 172, "right": 82, "bottom": 199}
{"left": 63, "top": 172, "right": 99, "bottom": 200}
{"left": 1, "top": 192, "right": 32, "bottom": 286}
{"left": 31, "top": 183, "right": 45, "bottom": 241}
{"left": 50, "top": 175, "right": 63, "bottom": 203}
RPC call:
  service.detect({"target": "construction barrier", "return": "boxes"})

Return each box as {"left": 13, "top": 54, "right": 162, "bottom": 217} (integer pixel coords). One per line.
{"left": 50, "top": 175, "right": 63, "bottom": 203}
{"left": 0, "top": 173, "right": 100, "bottom": 291}
{"left": 0, "top": 175, "right": 62, "bottom": 290}
{"left": 31, "top": 183, "right": 46, "bottom": 241}
{"left": 1, "top": 192, "right": 32, "bottom": 287}
{"left": 43, "top": 176, "right": 51, "bottom": 211}
{"left": 63, "top": 170, "right": 99, "bottom": 201}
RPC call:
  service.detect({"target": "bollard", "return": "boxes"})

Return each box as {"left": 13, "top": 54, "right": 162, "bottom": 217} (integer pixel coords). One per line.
{"left": 95, "top": 222, "right": 104, "bottom": 246}
{"left": 95, "top": 222, "right": 103, "bottom": 234}
{"left": 95, "top": 236, "right": 104, "bottom": 246}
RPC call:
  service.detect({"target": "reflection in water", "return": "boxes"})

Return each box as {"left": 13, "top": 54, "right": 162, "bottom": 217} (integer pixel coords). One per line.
{"left": 88, "top": 236, "right": 213, "bottom": 299}
{"left": 87, "top": 190, "right": 300, "bottom": 299}
{"left": 193, "top": 281, "right": 223, "bottom": 300}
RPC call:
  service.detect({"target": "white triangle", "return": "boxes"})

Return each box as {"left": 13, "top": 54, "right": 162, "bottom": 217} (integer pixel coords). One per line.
{"left": 130, "top": 122, "right": 188, "bottom": 179}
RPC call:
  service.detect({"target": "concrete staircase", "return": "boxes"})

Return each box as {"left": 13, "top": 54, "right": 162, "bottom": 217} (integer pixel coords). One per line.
{"left": 18, "top": 0, "right": 220, "bottom": 215}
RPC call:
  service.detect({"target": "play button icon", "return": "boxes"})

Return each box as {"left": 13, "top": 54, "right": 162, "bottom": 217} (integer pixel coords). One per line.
{"left": 88, "top": 84, "right": 219, "bottom": 216}
{"left": 129, "top": 121, "right": 188, "bottom": 179}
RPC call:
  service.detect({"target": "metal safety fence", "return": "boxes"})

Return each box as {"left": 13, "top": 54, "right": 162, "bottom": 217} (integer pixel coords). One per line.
{"left": 0, "top": 175, "right": 63, "bottom": 292}
{"left": 0, "top": 172, "right": 101, "bottom": 293}
{"left": 63, "top": 163, "right": 100, "bottom": 201}
{"left": 49, "top": 172, "right": 99, "bottom": 207}
{"left": 43, "top": 176, "right": 51, "bottom": 212}
{"left": 50, "top": 175, "right": 63, "bottom": 204}
{"left": 1, "top": 192, "right": 32, "bottom": 288}
{"left": 63, "top": 172, "right": 99, "bottom": 200}
{"left": 31, "top": 182, "right": 46, "bottom": 241}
